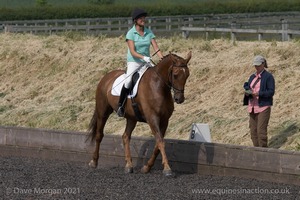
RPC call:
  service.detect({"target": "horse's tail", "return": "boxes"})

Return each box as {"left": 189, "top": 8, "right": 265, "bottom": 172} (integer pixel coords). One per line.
{"left": 86, "top": 108, "right": 98, "bottom": 143}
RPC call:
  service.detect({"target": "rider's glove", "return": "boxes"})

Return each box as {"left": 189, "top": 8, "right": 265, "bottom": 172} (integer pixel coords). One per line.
{"left": 143, "top": 56, "right": 151, "bottom": 63}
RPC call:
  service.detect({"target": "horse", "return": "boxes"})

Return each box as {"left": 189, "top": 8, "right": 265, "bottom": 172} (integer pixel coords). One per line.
{"left": 87, "top": 51, "right": 192, "bottom": 176}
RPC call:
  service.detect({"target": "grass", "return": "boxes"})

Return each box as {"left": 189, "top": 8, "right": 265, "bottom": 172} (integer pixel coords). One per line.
{"left": 269, "top": 121, "right": 300, "bottom": 149}
{"left": 0, "top": 92, "right": 6, "bottom": 98}
{"left": 296, "top": 143, "right": 300, "bottom": 151}
{"left": 0, "top": 105, "right": 13, "bottom": 114}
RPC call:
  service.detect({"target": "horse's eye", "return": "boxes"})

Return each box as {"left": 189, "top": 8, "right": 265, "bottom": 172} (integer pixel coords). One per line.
{"left": 173, "top": 74, "right": 178, "bottom": 79}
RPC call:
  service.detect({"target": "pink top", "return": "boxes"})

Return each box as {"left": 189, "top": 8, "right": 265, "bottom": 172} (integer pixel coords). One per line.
{"left": 248, "top": 72, "right": 270, "bottom": 113}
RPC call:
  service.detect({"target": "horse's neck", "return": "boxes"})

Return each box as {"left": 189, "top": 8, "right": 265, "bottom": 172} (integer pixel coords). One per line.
{"left": 154, "top": 57, "right": 171, "bottom": 81}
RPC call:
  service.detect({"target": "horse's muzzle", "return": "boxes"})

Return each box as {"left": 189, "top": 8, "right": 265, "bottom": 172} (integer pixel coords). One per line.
{"left": 174, "top": 94, "right": 185, "bottom": 104}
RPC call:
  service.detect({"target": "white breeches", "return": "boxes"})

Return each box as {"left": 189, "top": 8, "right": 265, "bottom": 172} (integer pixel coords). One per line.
{"left": 124, "top": 62, "right": 142, "bottom": 89}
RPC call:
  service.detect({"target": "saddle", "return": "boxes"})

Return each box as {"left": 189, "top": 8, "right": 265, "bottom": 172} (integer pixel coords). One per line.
{"left": 111, "top": 64, "right": 149, "bottom": 97}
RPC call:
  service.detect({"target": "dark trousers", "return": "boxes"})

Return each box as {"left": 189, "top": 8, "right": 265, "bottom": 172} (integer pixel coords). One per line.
{"left": 249, "top": 107, "right": 271, "bottom": 147}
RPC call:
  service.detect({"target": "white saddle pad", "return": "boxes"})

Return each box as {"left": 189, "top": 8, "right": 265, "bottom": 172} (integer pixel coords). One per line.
{"left": 111, "top": 65, "right": 149, "bottom": 98}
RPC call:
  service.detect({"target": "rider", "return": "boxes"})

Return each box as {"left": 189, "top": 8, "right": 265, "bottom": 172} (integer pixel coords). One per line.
{"left": 117, "top": 8, "right": 164, "bottom": 117}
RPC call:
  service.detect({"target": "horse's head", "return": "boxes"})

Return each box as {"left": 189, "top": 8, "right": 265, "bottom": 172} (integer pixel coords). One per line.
{"left": 168, "top": 51, "right": 192, "bottom": 104}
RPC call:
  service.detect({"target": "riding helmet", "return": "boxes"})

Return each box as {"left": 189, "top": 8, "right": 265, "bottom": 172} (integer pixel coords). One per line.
{"left": 132, "top": 8, "right": 147, "bottom": 21}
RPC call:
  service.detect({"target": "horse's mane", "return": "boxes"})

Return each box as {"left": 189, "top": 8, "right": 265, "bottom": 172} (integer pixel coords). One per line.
{"left": 157, "top": 53, "right": 183, "bottom": 65}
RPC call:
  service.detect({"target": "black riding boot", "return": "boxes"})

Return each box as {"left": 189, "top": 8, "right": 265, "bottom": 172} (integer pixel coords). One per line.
{"left": 117, "top": 86, "right": 130, "bottom": 117}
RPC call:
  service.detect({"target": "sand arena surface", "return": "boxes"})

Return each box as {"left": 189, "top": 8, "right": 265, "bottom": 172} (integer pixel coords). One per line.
{"left": 0, "top": 34, "right": 299, "bottom": 150}
{"left": 1, "top": 156, "right": 300, "bottom": 199}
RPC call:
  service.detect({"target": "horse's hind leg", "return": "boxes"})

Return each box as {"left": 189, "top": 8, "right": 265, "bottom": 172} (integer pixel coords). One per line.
{"left": 122, "top": 118, "right": 137, "bottom": 173}
{"left": 89, "top": 110, "right": 112, "bottom": 168}
{"left": 141, "top": 144, "right": 159, "bottom": 174}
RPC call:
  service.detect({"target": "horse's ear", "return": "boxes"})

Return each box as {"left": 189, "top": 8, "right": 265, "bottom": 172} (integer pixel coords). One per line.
{"left": 185, "top": 51, "right": 192, "bottom": 64}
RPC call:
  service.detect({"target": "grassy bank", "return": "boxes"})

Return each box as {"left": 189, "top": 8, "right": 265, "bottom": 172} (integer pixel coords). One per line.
{"left": 0, "top": 33, "right": 300, "bottom": 151}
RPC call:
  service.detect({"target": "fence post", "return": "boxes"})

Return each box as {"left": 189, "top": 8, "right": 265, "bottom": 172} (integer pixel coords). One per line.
{"left": 55, "top": 22, "right": 58, "bottom": 34}
{"left": 118, "top": 19, "right": 121, "bottom": 31}
{"left": 182, "top": 29, "right": 190, "bottom": 39}
{"left": 148, "top": 18, "right": 152, "bottom": 30}
{"left": 231, "top": 22, "right": 236, "bottom": 42}
{"left": 188, "top": 17, "right": 193, "bottom": 27}
{"left": 166, "top": 17, "right": 171, "bottom": 31}
{"left": 4, "top": 25, "right": 8, "bottom": 33}
{"left": 128, "top": 19, "right": 132, "bottom": 30}
{"left": 281, "top": 19, "right": 288, "bottom": 41}
{"left": 86, "top": 21, "right": 90, "bottom": 34}
{"left": 107, "top": 19, "right": 111, "bottom": 32}
{"left": 45, "top": 23, "right": 48, "bottom": 34}
{"left": 258, "top": 33, "right": 263, "bottom": 41}
{"left": 178, "top": 18, "right": 182, "bottom": 29}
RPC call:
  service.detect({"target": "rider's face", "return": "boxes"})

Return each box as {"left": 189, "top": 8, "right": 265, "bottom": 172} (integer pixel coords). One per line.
{"left": 136, "top": 16, "right": 146, "bottom": 26}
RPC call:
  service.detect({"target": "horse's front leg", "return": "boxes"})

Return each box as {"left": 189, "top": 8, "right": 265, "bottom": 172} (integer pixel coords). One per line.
{"left": 156, "top": 136, "right": 172, "bottom": 176}
{"left": 122, "top": 119, "right": 137, "bottom": 173}
{"left": 144, "top": 121, "right": 172, "bottom": 176}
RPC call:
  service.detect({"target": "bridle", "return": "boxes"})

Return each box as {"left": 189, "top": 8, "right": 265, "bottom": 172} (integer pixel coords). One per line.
{"left": 168, "top": 63, "right": 188, "bottom": 94}
{"left": 152, "top": 54, "right": 189, "bottom": 95}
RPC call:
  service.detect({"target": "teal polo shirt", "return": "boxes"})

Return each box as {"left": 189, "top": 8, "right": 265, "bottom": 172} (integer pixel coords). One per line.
{"left": 126, "top": 25, "right": 156, "bottom": 62}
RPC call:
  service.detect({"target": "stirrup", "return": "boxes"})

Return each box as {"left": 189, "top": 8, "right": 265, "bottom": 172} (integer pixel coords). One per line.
{"left": 117, "top": 106, "right": 125, "bottom": 117}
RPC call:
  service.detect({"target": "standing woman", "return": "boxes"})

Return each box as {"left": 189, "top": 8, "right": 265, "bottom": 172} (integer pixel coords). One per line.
{"left": 243, "top": 55, "right": 275, "bottom": 147}
{"left": 117, "top": 8, "right": 164, "bottom": 117}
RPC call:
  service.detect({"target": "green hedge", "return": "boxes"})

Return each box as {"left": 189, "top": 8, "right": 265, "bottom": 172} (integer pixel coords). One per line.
{"left": 1, "top": 1, "right": 300, "bottom": 21}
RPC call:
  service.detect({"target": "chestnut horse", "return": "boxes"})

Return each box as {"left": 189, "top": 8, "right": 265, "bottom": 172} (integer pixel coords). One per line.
{"left": 87, "top": 51, "right": 192, "bottom": 176}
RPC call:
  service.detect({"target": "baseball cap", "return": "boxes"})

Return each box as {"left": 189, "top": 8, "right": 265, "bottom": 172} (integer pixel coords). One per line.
{"left": 253, "top": 55, "right": 266, "bottom": 66}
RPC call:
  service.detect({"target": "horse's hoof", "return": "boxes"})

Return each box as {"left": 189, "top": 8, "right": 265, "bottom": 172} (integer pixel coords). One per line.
{"left": 163, "top": 169, "right": 173, "bottom": 177}
{"left": 125, "top": 167, "right": 133, "bottom": 174}
{"left": 88, "top": 160, "right": 97, "bottom": 168}
{"left": 141, "top": 165, "right": 150, "bottom": 174}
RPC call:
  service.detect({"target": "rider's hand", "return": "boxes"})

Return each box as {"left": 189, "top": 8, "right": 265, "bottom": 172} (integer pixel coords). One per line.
{"left": 143, "top": 56, "right": 151, "bottom": 63}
